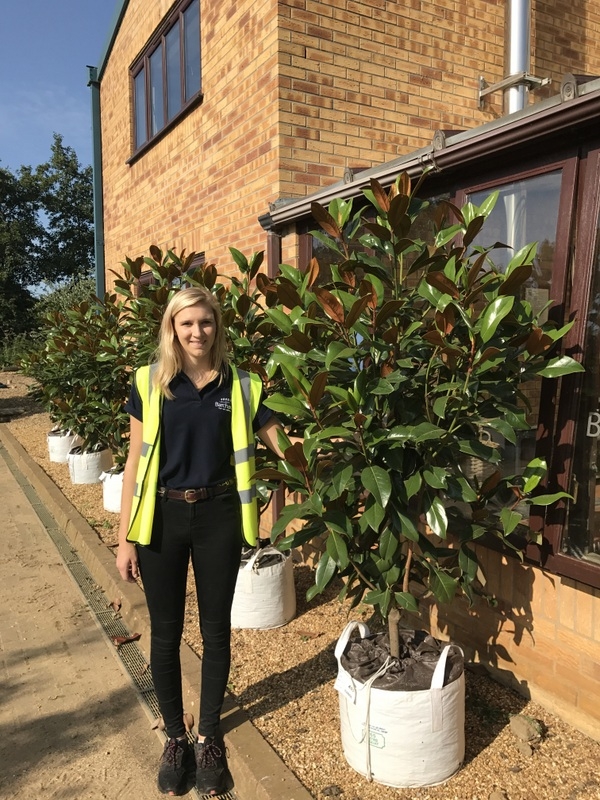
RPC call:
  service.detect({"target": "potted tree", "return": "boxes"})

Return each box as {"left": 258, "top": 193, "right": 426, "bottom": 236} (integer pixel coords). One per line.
{"left": 252, "top": 173, "right": 583, "bottom": 787}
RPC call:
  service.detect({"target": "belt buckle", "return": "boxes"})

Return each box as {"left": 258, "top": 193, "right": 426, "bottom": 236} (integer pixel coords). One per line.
{"left": 184, "top": 489, "right": 197, "bottom": 503}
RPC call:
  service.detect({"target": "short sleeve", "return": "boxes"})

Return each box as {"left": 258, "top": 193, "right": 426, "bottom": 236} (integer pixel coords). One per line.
{"left": 124, "top": 376, "right": 143, "bottom": 422}
{"left": 252, "top": 387, "right": 274, "bottom": 433}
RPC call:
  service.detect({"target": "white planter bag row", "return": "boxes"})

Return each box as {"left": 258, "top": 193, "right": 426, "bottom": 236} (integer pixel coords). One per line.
{"left": 231, "top": 546, "right": 296, "bottom": 630}
{"left": 46, "top": 428, "right": 82, "bottom": 463}
{"left": 100, "top": 469, "right": 124, "bottom": 513}
{"left": 67, "top": 446, "right": 113, "bottom": 485}
{"left": 334, "top": 620, "right": 465, "bottom": 789}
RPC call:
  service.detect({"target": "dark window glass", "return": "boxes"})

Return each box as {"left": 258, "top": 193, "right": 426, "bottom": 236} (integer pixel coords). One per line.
{"left": 149, "top": 47, "right": 165, "bottom": 136}
{"left": 183, "top": 0, "right": 201, "bottom": 101}
{"left": 563, "top": 207, "right": 600, "bottom": 564}
{"left": 134, "top": 69, "right": 147, "bottom": 150}
{"left": 466, "top": 172, "right": 562, "bottom": 512}
{"left": 131, "top": 0, "right": 201, "bottom": 152}
{"left": 165, "top": 24, "right": 182, "bottom": 120}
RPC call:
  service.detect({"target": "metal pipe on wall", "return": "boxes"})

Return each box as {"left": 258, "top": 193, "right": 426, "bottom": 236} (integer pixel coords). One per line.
{"left": 505, "top": 0, "right": 531, "bottom": 114}
{"left": 87, "top": 65, "right": 105, "bottom": 297}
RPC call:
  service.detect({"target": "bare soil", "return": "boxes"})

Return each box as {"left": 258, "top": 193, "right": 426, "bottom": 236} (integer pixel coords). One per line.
{"left": 3, "top": 370, "right": 600, "bottom": 800}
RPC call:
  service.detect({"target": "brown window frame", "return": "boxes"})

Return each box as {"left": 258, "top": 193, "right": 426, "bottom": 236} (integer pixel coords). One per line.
{"left": 540, "top": 146, "right": 600, "bottom": 588}
{"left": 129, "top": 0, "right": 202, "bottom": 162}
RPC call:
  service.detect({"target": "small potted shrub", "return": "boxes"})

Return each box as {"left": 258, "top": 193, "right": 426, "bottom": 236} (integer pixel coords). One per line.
{"left": 253, "top": 173, "right": 583, "bottom": 787}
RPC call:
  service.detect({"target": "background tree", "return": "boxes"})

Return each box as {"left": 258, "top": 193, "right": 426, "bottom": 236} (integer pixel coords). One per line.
{"left": 0, "top": 134, "right": 94, "bottom": 343}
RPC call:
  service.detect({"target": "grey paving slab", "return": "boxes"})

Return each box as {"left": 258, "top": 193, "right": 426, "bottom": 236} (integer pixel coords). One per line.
{"left": 0, "top": 447, "right": 166, "bottom": 799}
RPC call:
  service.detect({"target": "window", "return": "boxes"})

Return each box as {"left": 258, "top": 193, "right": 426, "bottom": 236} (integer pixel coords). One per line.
{"left": 464, "top": 172, "right": 563, "bottom": 484}
{"left": 131, "top": 0, "right": 202, "bottom": 154}
{"left": 563, "top": 206, "right": 600, "bottom": 564}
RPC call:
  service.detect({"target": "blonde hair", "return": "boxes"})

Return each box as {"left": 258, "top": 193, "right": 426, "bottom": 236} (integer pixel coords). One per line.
{"left": 153, "top": 287, "right": 229, "bottom": 398}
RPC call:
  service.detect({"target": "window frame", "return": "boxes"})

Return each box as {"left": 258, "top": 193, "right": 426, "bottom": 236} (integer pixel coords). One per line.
{"left": 541, "top": 146, "right": 600, "bottom": 587}
{"left": 129, "top": 0, "right": 202, "bottom": 162}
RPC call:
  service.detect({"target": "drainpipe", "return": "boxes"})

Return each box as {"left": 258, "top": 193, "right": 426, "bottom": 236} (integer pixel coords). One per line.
{"left": 505, "top": 0, "right": 531, "bottom": 114}
{"left": 87, "top": 66, "right": 105, "bottom": 297}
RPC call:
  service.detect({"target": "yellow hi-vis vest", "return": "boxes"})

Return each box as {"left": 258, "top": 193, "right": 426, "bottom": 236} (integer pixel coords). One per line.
{"left": 126, "top": 363, "right": 263, "bottom": 547}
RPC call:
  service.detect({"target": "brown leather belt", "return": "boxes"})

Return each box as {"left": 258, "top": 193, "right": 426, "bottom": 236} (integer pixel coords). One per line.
{"left": 157, "top": 479, "right": 235, "bottom": 503}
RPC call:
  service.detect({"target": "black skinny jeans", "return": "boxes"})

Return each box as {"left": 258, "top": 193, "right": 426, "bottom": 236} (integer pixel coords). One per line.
{"left": 136, "top": 490, "right": 242, "bottom": 739}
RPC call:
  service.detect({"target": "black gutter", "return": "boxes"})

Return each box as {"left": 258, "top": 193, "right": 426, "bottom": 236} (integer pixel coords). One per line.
{"left": 87, "top": 66, "right": 105, "bottom": 297}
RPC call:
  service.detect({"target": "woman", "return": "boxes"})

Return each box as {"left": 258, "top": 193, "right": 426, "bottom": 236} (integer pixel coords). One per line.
{"left": 116, "top": 287, "right": 285, "bottom": 796}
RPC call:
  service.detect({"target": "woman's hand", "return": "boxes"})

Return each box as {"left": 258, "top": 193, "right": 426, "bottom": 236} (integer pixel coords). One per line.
{"left": 116, "top": 541, "right": 139, "bottom": 583}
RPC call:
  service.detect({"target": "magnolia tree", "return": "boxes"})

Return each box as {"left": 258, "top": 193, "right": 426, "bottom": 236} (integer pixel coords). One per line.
{"left": 249, "top": 173, "right": 583, "bottom": 656}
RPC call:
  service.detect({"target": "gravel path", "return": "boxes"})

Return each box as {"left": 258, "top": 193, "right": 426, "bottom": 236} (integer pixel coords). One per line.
{"left": 2, "top": 370, "right": 600, "bottom": 800}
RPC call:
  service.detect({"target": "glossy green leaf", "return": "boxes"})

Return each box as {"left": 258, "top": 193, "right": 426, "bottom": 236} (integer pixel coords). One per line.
{"left": 394, "top": 592, "right": 418, "bottom": 612}
{"left": 458, "top": 545, "right": 478, "bottom": 580}
{"left": 530, "top": 491, "right": 572, "bottom": 506}
{"left": 315, "top": 552, "right": 337, "bottom": 592}
{"left": 423, "top": 467, "right": 448, "bottom": 489}
{"left": 325, "top": 341, "right": 356, "bottom": 370}
{"left": 360, "top": 497, "right": 386, "bottom": 533}
{"left": 331, "top": 464, "right": 353, "bottom": 497}
{"left": 537, "top": 356, "right": 585, "bottom": 378}
{"left": 326, "top": 531, "right": 350, "bottom": 569}
{"left": 379, "top": 528, "right": 398, "bottom": 561}
{"left": 429, "top": 568, "right": 458, "bottom": 604}
{"left": 479, "top": 296, "right": 515, "bottom": 342}
{"left": 500, "top": 507, "right": 522, "bottom": 535}
{"left": 425, "top": 495, "right": 448, "bottom": 539}
{"left": 404, "top": 472, "right": 422, "bottom": 500}
{"left": 362, "top": 466, "right": 392, "bottom": 507}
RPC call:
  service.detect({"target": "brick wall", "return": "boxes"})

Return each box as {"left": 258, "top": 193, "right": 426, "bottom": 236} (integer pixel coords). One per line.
{"left": 277, "top": 0, "right": 600, "bottom": 198}
{"left": 101, "top": 0, "right": 600, "bottom": 283}
{"left": 101, "top": 0, "right": 281, "bottom": 284}
{"left": 277, "top": 0, "right": 505, "bottom": 198}
{"left": 412, "top": 547, "right": 600, "bottom": 740}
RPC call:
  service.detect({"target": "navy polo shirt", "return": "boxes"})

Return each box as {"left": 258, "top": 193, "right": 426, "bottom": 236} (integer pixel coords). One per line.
{"left": 125, "top": 370, "right": 273, "bottom": 490}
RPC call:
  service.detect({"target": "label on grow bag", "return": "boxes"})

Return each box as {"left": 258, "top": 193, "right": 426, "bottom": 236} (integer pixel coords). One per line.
{"left": 334, "top": 670, "right": 357, "bottom": 704}
{"left": 369, "top": 728, "right": 386, "bottom": 749}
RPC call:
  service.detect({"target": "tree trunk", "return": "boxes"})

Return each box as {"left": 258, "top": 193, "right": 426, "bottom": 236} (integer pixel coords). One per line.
{"left": 388, "top": 606, "right": 400, "bottom": 659}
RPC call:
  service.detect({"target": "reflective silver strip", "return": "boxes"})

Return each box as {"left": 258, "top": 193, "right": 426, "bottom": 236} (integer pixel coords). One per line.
{"left": 148, "top": 363, "right": 158, "bottom": 404}
{"left": 238, "top": 370, "right": 252, "bottom": 427}
{"left": 134, "top": 481, "right": 142, "bottom": 497}
{"left": 233, "top": 443, "right": 254, "bottom": 464}
{"left": 238, "top": 486, "right": 257, "bottom": 503}
{"left": 141, "top": 441, "right": 151, "bottom": 457}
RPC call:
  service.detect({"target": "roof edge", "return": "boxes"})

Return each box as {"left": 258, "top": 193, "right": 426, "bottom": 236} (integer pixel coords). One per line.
{"left": 96, "top": 0, "right": 130, "bottom": 81}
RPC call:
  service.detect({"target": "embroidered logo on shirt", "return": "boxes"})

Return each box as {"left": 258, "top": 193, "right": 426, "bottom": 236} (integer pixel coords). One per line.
{"left": 215, "top": 397, "right": 231, "bottom": 412}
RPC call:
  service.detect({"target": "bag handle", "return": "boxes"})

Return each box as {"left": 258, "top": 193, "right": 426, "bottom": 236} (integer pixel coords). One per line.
{"left": 242, "top": 545, "right": 287, "bottom": 572}
{"left": 334, "top": 620, "right": 370, "bottom": 662}
{"left": 430, "top": 643, "right": 463, "bottom": 689}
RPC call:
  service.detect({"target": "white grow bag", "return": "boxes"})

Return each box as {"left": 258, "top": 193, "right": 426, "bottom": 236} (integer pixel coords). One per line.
{"left": 100, "top": 469, "right": 124, "bottom": 513}
{"left": 231, "top": 546, "right": 296, "bottom": 630}
{"left": 334, "top": 620, "right": 465, "bottom": 788}
{"left": 47, "top": 429, "right": 82, "bottom": 464}
{"left": 67, "top": 447, "right": 113, "bottom": 485}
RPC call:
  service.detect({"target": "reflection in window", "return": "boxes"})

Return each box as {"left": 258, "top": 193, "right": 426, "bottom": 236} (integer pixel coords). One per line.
{"left": 149, "top": 48, "right": 165, "bottom": 136}
{"left": 165, "top": 25, "right": 181, "bottom": 121}
{"left": 564, "top": 209, "right": 600, "bottom": 563}
{"left": 184, "top": 0, "right": 201, "bottom": 101}
{"left": 469, "top": 171, "right": 561, "bottom": 309}
{"left": 132, "top": 0, "right": 201, "bottom": 152}
{"left": 134, "top": 71, "right": 147, "bottom": 150}
{"left": 467, "top": 172, "right": 562, "bottom": 482}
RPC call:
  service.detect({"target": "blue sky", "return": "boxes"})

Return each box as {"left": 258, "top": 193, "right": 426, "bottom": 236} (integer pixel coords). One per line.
{"left": 0, "top": 0, "right": 120, "bottom": 172}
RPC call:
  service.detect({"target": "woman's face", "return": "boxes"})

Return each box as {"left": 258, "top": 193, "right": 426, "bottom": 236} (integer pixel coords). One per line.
{"left": 173, "top": 302, "right": 217, "bottom": 363}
